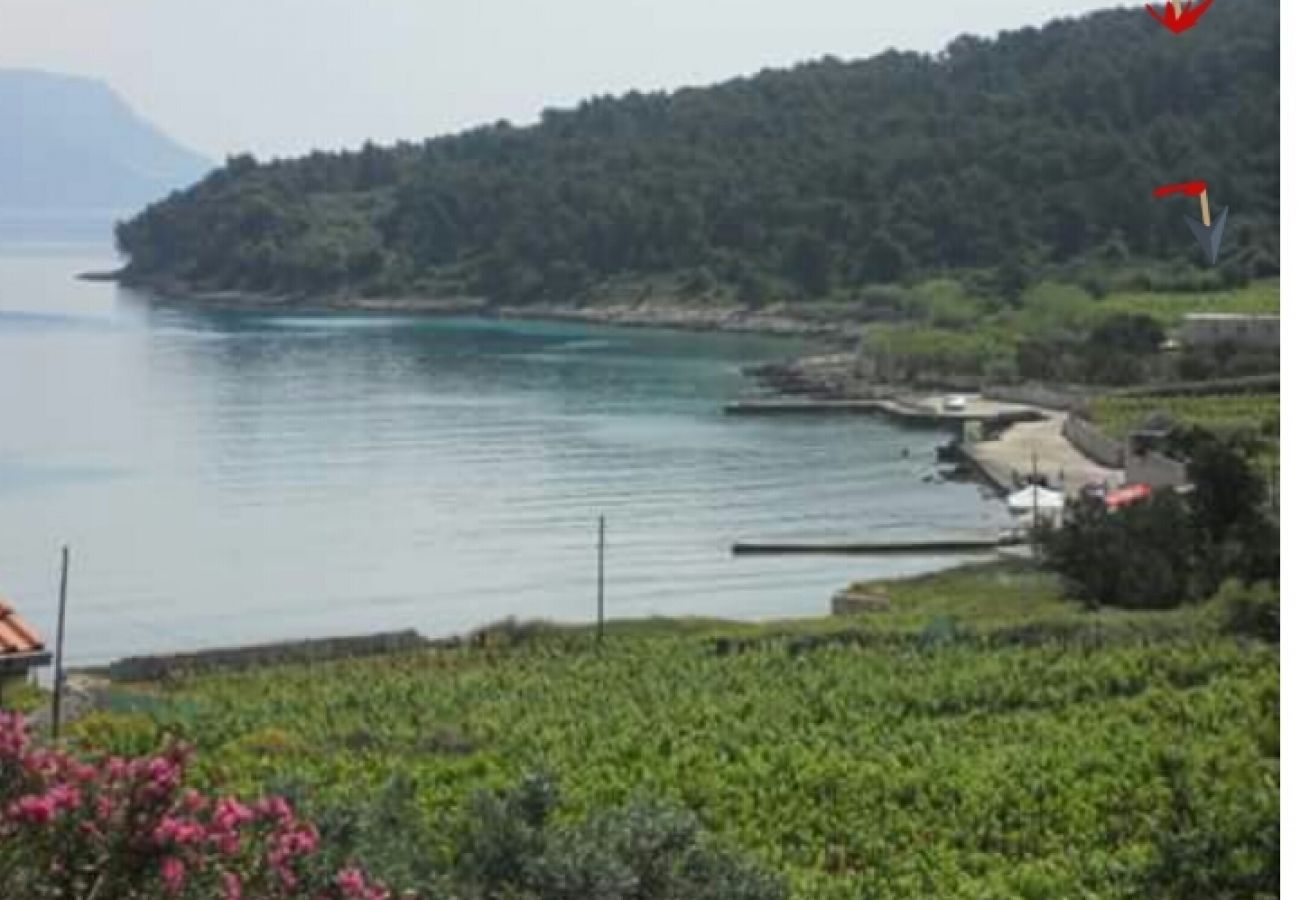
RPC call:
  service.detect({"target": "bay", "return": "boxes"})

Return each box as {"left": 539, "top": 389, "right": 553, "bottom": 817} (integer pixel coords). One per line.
{"left": 0, "top": 245, "right": 1009, "bottom": 666}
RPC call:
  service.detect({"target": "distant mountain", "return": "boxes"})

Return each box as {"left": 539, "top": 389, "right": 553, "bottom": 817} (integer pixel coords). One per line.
{"left": 0, "top": 69, "right": 211, "bottom": 220}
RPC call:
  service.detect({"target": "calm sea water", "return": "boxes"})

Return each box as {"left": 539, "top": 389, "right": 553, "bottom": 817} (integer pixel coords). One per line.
{"left": 0, "top": 245, "right": 1009, "bottom": 666}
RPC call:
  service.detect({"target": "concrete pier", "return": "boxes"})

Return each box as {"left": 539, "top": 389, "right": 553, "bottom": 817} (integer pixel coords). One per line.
{"left": 731, "top": 535, "right": 1022, "bottom": 555}
{"left": 724, "top": 395, "right": 1045, "bottom": 429}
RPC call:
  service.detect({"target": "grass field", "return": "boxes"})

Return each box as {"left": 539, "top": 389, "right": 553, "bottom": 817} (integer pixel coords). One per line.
{"left": 75, "top": 563, "right": 1279, "bottom": 898}
{"left": 1089, "top": 392, "right": 1280, "bottom": 467}
{"left": 860, "top": 279, "right": 1279, "bottom": 382}
{"left": 1093, "top": 280, "right": 1280, "bottom": 326}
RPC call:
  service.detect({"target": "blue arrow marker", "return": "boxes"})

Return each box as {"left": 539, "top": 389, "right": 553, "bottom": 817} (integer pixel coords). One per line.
{"left": 1183, "top": 205, "right": 1228, "bottom": 266}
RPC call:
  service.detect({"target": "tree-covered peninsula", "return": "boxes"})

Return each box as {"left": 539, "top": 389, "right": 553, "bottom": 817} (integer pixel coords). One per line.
{"left": 115, "top": 0, "right": 1278, "bottom": 308}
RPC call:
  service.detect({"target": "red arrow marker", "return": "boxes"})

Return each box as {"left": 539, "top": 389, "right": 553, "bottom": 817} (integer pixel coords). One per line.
{"left": 1145, "top": 0, "right": 1215, "bottom": 34}
{"left": 1153, "top": 180, "right": 1208, "bottom": 199}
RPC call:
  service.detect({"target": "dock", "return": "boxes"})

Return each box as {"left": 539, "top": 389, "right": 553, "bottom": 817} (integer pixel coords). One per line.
{"left": 956, "top": 411, "right": 1124, "bottom": 497}
{"left": 723, "top": 396, "right": 1045, "bottom": 428}
{"left": 731, "top": 535, "right": 1023, "bottom": 555}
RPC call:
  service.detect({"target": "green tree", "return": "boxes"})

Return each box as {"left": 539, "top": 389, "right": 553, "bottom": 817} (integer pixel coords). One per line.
{"left": 782, "top": 228, "right": 831, "bottom": 297}
{"left": 112, "top": 0, "right": 1280, "bottom": 306}
{"left": 1174, "top": 428, "right": 1278, "bottom": 587}
{"left": 1088, "top": 313, "right": 1165, "bottom": 355}
{"left": 1042, "top": 490, "right": 1197, "bottom": 610}
{"left": 860, "top": 230, "right": 910, "bottom": 283}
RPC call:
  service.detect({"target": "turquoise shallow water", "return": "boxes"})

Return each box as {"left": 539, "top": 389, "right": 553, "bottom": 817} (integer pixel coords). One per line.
{"left": 0, "top": 246, "right": 1009, "bottom": 666}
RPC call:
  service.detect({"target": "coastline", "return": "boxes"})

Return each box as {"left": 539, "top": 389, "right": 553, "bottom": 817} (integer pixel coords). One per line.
{"left": 111, "top": 271, "right": 1115, "bottom": 498}
{"left": 103, "top": 273, "right": 858, "bottom": 341}
{"left": 67, "top": 269, "right": 1108, "bottom": 651}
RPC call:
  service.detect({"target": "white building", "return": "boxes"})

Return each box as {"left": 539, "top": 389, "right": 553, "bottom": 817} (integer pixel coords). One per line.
{"left": 1178, "top": 314, "right": 1280, "bottom": 349}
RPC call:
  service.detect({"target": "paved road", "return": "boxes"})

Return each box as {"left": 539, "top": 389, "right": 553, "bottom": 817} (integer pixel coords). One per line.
{"left": 965, "top": 412, "right": 1123, "bottom": 496}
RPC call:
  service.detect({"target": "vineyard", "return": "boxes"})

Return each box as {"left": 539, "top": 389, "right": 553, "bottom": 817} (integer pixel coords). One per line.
{"left": 74, "top": 564, "right": 1279, "bottom": 898}
{"left": 1092, "top": 280, "right": 1280, "bottom": 326}
{"left": 1089, "top": 392, "right": 1281, "bottom": 466}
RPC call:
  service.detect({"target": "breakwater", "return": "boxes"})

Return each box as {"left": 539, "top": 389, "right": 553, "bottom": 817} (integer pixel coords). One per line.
{"left": 732, "top": 536, "right": 1020, "bottom": 555}
{"left": 724, "top": 397, "right": 1044, "bottom": 429}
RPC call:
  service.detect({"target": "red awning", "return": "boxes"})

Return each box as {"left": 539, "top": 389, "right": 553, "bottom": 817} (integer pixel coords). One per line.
{"left": 1105, "top": 483, "right": 1153, "bottom": 510}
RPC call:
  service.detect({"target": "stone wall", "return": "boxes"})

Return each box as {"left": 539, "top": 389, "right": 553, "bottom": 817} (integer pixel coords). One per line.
{"left": 984, "top": 383, "right": 1093, "bottom": 412}
{"left": 105, "top": 630, "right": 430, "bottom": 682}
{"left": 1108, "top": 373, "right": 1279, "bottom": 398}
{"left": 1062, "top": 414, "right": 1125, "bottom": 469}
{"left": 1179, "top": 315, "right": 1280, "bottom": 349}
{"left": 1126, "top": 450, "right": 1189, "bottom": 489}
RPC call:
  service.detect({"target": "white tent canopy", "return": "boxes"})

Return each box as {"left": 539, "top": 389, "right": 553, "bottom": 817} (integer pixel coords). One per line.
{"left": 1006, "top": 485, "right": 1065, "bottom": 513}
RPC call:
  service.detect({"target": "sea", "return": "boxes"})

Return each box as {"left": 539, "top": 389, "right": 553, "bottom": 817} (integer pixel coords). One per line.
{"left": 0, "top": 240, "right": 1011, "bottom": 667}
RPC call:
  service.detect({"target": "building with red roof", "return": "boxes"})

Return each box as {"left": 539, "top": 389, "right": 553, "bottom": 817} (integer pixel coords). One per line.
{"left": 1, "top": 596, "right": 51, "bottom": 701}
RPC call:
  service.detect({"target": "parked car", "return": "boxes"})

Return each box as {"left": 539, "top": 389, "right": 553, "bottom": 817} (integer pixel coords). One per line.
{"left": 943, "top": 395, "right": 968, "bottom": 412}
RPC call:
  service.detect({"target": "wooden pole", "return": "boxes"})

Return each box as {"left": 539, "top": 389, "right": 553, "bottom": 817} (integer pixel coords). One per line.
{"left": 1199, "top": 190, "right": 1212, "bottom": 227}
{"left": 50, "top": 545, "right": 70, "bottom": 741}
{"left": 596, "top": 516, "right": 605, "bottom": 645}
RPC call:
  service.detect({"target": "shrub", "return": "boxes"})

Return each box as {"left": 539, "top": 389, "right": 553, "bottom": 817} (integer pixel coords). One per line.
{"left": 67, "top": 711, "right": 162, "bottom": 758}
{"left": 1043, "top": 431, "right": 1278, "bottom": 609}
{"left": 1041, "top": 491, "right": 1198, "bottom": 610}
{"left": 0, "top": 712, "right": 391, "bottom": 899}
{"left": 1212, "top": 579, "right": 1280, "bottom": 642}
{"left": 452, "top": 774, "right": 788, "bottom": 900}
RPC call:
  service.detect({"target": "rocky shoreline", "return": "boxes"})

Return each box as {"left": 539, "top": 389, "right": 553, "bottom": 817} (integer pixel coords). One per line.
{"left": 96, "top": 273, "right": 985, "bottom": 404}
{"left": 100, "top": 273, "right": 857, "bottom": 341}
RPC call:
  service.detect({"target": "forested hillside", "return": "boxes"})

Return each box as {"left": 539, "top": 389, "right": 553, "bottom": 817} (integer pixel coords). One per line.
{"left": 115, "top": 0, "right": 1279, "bottom": 306}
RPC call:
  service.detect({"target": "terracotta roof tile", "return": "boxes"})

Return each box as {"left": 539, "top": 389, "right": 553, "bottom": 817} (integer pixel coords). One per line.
{"left": 0, "top": 598, "right": 45, "bottom": 655}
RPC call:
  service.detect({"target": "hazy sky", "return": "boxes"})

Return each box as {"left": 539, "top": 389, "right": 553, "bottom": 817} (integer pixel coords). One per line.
{"left": 1, "top": 1, "right": 1141, "bottom": 160}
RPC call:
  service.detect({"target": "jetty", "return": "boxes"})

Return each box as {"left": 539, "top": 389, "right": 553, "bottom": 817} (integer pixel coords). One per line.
{"left": 731, "top": 535, "right": 1023, "bottom": 556}
{"left": 726, "top": 391, "right": 1124, "bottom": 499}
{"left": 723, "top": 395, "right": 1045, "bottom": 429}
{"left": 956, "top": 411, "right": 1123, "bottom": 496}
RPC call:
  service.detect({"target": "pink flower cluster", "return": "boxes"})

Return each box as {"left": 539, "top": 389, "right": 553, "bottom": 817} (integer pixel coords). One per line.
{"left": 0, "top": 711, "right": 393, "bottom": 899}
{"left": 336, "top": 867, "right": 393, "bottom": 900}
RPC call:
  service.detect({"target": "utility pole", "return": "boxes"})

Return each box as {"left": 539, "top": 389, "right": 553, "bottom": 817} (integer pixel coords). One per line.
{"left": 1031, "top": 449, "right": 1040, "bottom": 524}
{"left": 1031, "top": 449, "right": 1041, "bottom": 562}
{"left": 1271, "top": 462, "right": 1279, "bottom": 517}
{"left": 50, "top": 545, "right": 70, "bottom": 741}
{"left": 596, "top": 516, "right": 606, "bottom": 646}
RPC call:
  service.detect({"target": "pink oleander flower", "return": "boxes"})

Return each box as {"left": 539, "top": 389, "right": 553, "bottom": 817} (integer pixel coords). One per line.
{"left": 105, "top": 756, "right": 129, "bottom": 780}
{"left": 0, "top": 721, "right": 411, "bottom": 900}
{"left": 214, "top": 796, "right": 255, "bottom": 830}
{"left": 275, "top": 864, "right": 298, "bottom": 892}
{"left": 335, "top": 867, "right": 391, "bottom": 900}
{"left": 154, "top": 815, "right": 207, "bottom": 847}
{"left": 255, "top": 795, "right": 295, "bottom": 825}
{"left": 212, "top": 829, "right": 243, "bottom": 857}
{"left": 145, "top": 755, "right": 183, "bottom": 791}
{"left": 7, "top": 793, "right": 56, "bottom": 825}
{"left": 181, "top": 788, "right": 208, "bottom": 813}
{"left": 46, "top": 783, "right": 81, "bottom": 813}
{"left": 161, "top": 856, "right": 187, "bottom": 895}
{"left": 0, "top": 712, "right": 30, "bottom": 759}
{"left": 68, "top": 761, "right": 98, "bottom": 784}
{"left": 23, "top": 747, "right": 64, "bottom": 778}
{"left": 280, "top": 823, "right": 320, "bottom": 856}
{"left": 337, "top": 869, "right": 366, "bottom": 891}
